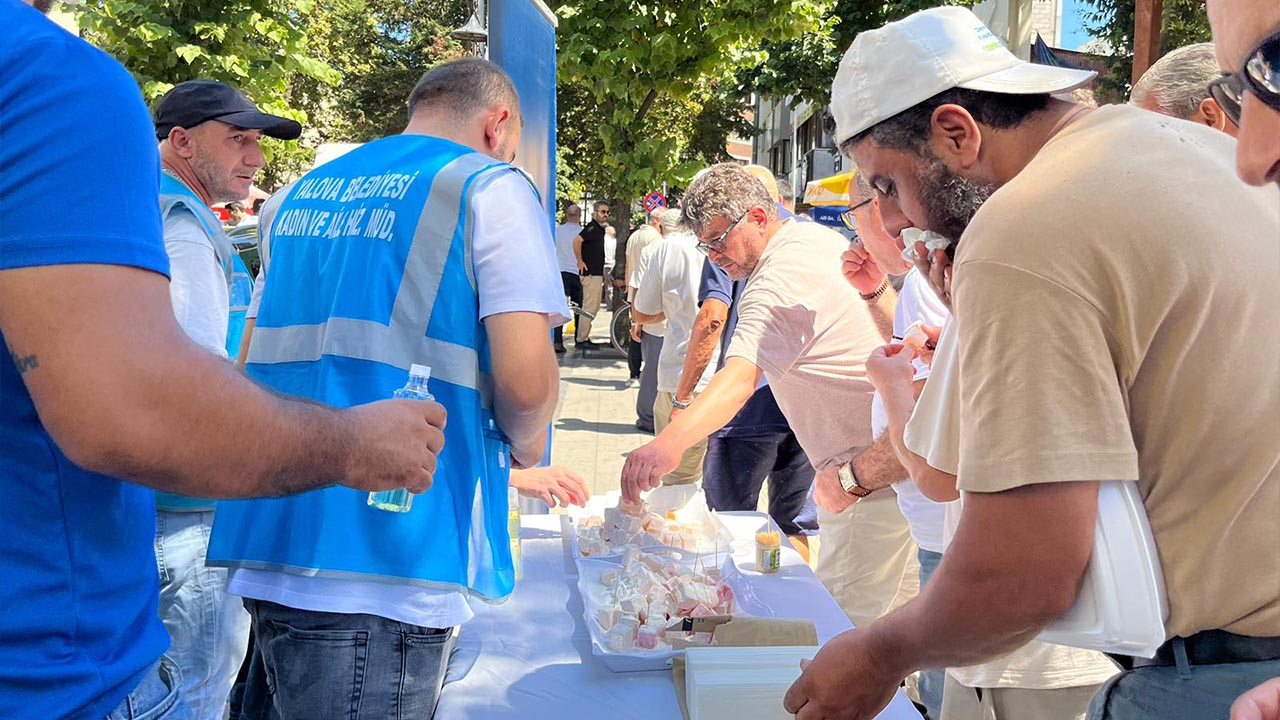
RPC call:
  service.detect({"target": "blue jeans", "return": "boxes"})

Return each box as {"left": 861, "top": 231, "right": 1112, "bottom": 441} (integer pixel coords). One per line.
{"left": 915, "top": 548, "right": 945, "bottom": 720}
{"left": 105, "top": 658, "right": 192, "bottom": 720}
{"left": 239, "top": 599, "right": 456, "bottom": 720}
{"left": 155, "top": 509, "right": 252, "bottom": 720}
{"left": 1087, "top": 649, "right": 1280, "bottom": 719}
{"left": 702, "top": 431, "right": 818, "bottom": 536}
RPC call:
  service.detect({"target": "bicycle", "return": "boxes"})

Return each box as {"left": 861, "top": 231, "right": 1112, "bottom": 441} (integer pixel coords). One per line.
{"left": 565, "top": 299, "right": 632, "bottom": 357}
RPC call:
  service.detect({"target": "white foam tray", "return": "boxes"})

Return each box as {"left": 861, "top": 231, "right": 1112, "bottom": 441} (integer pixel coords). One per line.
{"left": 575, "top": 547, "right": 773, "bottom": 672}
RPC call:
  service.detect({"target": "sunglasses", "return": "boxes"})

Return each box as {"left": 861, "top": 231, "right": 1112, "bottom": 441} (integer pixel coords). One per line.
{"left": 1207, "top": 27, "right": 1280, "bottom": 126}
{"left": 839, "top": 197, "right": 873, "bottom": 232}
{"left": 696, "top": 210, "right": 748, "bottom": 255}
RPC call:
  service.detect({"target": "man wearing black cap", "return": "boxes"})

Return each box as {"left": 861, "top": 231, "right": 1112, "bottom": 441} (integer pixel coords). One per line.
{"left": 151, "top": 80, "right": 304, "bottom": 720}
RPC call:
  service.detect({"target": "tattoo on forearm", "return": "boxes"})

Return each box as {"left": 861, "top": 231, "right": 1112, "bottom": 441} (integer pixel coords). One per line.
{"left": 9, "top": 349, "right": 38, "bottom": 375}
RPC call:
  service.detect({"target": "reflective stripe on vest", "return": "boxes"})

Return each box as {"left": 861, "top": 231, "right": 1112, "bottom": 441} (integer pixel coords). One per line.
{"left": 207, "top": 136, "right": 534, "bottom": 603}
{"left": 156, "top": 173, "right": 238, "bottom": 512}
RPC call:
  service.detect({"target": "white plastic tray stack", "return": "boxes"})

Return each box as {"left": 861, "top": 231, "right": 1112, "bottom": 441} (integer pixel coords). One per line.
{"left": 684, "top": 646, "right": 818, "bottom": 720}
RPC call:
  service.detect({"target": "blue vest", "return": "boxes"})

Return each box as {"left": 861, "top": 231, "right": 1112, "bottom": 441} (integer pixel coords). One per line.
{"left": 156, "top": 173, "right": 245, "bottom": 512}
{"left": 207, "top": 136, "right": 531, "bottom": 603}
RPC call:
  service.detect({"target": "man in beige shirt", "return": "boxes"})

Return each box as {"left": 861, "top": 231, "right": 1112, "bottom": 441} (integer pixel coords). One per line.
{"left": 784, "top": 7, "right": 1280, "bottom": 720}
{"left": 621, "top": 163, "right": 918, "bottom": 630}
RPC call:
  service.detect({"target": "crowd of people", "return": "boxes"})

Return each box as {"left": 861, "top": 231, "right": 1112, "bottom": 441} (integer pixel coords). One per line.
{"left": 1, "top": 0, "right": 1277, "bottom": 718}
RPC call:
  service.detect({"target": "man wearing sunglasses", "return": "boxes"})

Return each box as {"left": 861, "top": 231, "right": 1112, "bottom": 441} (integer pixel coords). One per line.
{"left": 1207, "top": 0, "right": 1280, "bottom": 186}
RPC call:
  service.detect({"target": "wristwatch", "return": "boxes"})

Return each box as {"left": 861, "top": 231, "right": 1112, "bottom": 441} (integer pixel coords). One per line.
{"left": 837, "top": 461, "right": 872, "bottom": 498}
{"left": 671, "top": 397, "right": 693, "bottom": 410}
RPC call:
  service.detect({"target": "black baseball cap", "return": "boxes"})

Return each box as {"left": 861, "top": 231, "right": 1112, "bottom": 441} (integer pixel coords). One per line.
{"left": 154, "top": 80, "right": 302, "bottom": 141}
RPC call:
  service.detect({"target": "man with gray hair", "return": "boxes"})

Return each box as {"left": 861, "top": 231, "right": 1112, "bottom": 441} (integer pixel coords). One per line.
{"left": 628, "top": 207, "right": 716, "bottom": 486}
{"left": 208, "top": 57, "right": 566, "bottom": 719}
{"left": 1132, "top": 42, "right": 1239, "bottom": 135}
{"left": 622, "top": 163, "right": 918, "bottom": 631}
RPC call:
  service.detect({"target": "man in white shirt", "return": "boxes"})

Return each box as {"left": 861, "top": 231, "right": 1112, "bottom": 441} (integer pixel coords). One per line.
{"left": 151, "top": 79, "right": 304, "bottom": 720}
{"left": 630, "top": 208, "right": 716, "bottom": 485}
{"left": 553, "top": 204, "right": 583, "bottom": 353}
{"left": 627, "top": 210, "right": 664, "bottom": 424}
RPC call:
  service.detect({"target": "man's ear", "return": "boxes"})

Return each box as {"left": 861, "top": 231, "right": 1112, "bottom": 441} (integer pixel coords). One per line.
{"left": 484, "top": 107, "right": 512, "bottom": 152}
{"left": 928, "top": 104, "right": 982, "bottom": 170}
{"left": 166, "top": 126, "right": 197, "bottom": 159}
{"left": 1199, "top": 97, "right": 1229, "bottom": 132}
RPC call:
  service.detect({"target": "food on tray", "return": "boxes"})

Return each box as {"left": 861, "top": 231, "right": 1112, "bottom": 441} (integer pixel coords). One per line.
{"left": 576, "top": 499, "right": 710, "bottom": 556}
{"left": 593, "top": 548, "right": 735, "bottom": 653}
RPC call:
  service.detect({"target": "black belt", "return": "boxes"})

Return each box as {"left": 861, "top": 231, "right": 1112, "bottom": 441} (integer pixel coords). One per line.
{"left": 1107, "top": 630, "right": 1280, "bottom": 670}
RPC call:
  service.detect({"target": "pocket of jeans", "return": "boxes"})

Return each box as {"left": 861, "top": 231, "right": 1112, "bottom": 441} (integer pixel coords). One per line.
{"left": 400, "top": 628, "right": 455, "bottom": 716}
{"left": 261, "top": 622, "right": 369, "bottom": 720}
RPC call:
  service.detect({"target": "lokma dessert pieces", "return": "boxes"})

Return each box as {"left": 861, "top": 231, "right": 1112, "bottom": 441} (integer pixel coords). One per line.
{"left": 592, "top": 548, "right": 735, "bottom": 653}
{"left": 576, "top": 499, "right": 708, "bottom": 556}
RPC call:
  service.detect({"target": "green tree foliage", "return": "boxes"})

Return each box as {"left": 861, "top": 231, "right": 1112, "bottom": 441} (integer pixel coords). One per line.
{"left": 553, "top": 0, "right": 827, "bottom": 262}
{"left": 740, "top": 0, "right": 976, "bottom": 108}
{"left": 1079, "top": 0, "right": 1211, "bottom": 97}
{"left": 77, "top": 0, "right": 340, "bottom": 187}
{"left": 300, "top": 0, "right": 471, "bottom": 144}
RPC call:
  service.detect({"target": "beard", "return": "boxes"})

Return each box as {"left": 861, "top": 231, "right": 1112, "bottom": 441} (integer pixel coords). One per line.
{"left": 191, "top": 147, "right": 246, "bottom": 204}
{"left": 917, "top": 153, "right": 997, "bottom": 248}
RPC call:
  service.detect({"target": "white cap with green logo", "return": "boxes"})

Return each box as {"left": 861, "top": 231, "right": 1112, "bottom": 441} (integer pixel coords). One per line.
{"left": 829, "top": 6, "right": 1096, "bottom": 147}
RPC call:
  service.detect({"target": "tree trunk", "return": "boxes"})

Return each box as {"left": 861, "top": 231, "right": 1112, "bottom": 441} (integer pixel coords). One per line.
{"left": 609, "top": 195, "right": 632, "bottom": 310}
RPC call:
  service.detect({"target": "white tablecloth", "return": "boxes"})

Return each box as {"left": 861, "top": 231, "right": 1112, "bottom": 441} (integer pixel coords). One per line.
{"left": 435, "top": 512, "right": 921, "bottom": 719}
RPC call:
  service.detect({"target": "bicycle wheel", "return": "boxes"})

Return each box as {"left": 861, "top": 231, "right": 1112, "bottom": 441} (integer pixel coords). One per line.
{"left": 611, "top": 303, "right": 633, "bottom": 355}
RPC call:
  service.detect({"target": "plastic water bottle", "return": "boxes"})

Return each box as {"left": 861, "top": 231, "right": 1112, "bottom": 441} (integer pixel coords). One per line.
{"left": 508, "top": 486, "right": 522, "bottom": 580}
{"left": 368, "top": 364, "right": 434, "bottom": 513}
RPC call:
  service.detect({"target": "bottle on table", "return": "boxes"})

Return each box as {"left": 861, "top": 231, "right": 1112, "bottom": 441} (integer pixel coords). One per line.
{"left": 368, "top": 364, "right": 434, "bottom": 513}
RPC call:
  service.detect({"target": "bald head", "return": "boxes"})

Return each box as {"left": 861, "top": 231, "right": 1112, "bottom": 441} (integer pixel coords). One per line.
{"left": 743, "top": 164, "right": 782, "bottom": 204}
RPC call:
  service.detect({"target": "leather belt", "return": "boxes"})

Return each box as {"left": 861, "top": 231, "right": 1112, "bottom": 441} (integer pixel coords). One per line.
{"left": 1108, "top": 630, "right": 1280, "bottom": 670}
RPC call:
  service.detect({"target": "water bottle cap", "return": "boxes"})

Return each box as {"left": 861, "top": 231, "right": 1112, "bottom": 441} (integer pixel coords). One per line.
{"left": 409, "top": 364, "right": 432, "bottom": 379}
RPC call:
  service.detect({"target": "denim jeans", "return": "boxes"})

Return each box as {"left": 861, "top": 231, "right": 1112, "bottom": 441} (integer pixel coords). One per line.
{"left": 915, "top": 548, "right": 945, "bottom": 719}
{"left": 702, "top": 431, "right": 818, "bottom": 537}
{"left": 1087, "top": 651, "right": 1280, "bottom": 720}
{"left": 239, "top": 599, "right": 456, "bottom": 720}
{"left": 105, "top": 658, "right": 192, "bottom": 720}
{"left": 155, "top": 510, "right": 252, "bottom": 720}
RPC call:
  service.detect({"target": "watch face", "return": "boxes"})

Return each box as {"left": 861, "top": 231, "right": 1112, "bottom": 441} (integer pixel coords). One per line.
{"left": 837, "top": 464, "right": 857, "bottom": 493}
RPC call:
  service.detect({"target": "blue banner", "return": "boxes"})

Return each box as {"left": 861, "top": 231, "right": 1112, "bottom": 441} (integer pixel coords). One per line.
{"left": 489, "top": 0, "right": 558, "bottom": 234}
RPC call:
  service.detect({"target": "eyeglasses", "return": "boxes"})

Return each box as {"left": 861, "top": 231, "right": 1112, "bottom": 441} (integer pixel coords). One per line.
{"left": 839, "top": 197, "right": 873, "bottom": 232}
{"left": 1207, "top": 27, "right": 1280, "bottom": 126}
{"left": 696, "top": 211, "right": 748, "bottom": 255}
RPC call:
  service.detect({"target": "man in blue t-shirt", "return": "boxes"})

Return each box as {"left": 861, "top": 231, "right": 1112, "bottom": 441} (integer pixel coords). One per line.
{"left": 0, "top": 4, "right": 447, "bottom": 718}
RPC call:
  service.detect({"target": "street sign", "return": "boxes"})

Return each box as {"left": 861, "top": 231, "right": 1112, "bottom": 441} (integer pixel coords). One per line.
{"left": 643, "top": 192, "right": 667, "bottom": 212}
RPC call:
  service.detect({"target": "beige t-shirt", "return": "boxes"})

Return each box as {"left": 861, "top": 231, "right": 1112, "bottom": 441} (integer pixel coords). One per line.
{"left": 726, "top": 219, "right": 884, "bottom": 468}
{"left": 905, "top": 325, "right": 1118, "bottom": 690}
{"left": 952, "top": 104, "right": 1280, "bottom": 638}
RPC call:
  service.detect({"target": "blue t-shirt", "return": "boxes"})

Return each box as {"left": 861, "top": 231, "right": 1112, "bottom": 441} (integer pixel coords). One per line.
{"left": 0, "top": 3, "right": 172, "bottom": 717}
{"left": 697, "top": 258, "right": 792, "bottom": 438}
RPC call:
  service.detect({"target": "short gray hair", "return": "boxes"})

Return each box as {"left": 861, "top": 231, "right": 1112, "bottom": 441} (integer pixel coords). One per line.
{"left": 1131, "top": 43, "right": 1220, "bottom": 121}
{"left": 679, "top": 163, "right": 779, "bottom": 236}
{"left": 408, "top": 58, "right": 520, "bottom": 123}
{"left": 647, "top": 208, "right": 665, "bottom": 225}
{"left": 658, "top": 208, "right": 684, "bottom": 235}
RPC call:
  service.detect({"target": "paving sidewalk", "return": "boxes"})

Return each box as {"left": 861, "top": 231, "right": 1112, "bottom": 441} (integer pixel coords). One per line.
{"left": 548, "top": 308, "right": 651, "bottom": 499}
